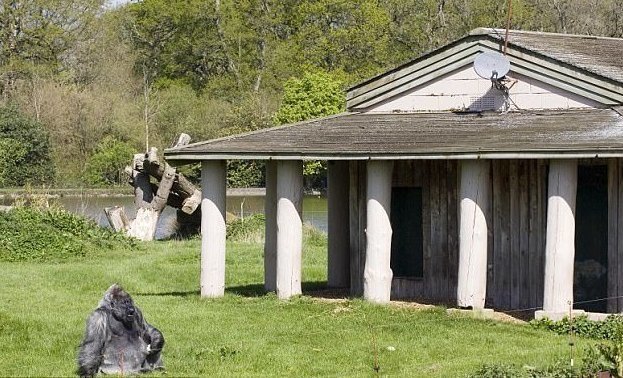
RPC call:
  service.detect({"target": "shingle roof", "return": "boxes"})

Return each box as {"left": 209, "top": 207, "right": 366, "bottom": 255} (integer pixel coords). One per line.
{"left": 481, "top": 28, "right": 623, "bottom": 83}
{"left": 165, "top": 109, "right": 623, "bottom": 161}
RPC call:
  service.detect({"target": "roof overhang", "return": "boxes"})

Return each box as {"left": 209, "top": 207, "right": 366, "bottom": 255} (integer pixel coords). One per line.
{"left": 164, "top": 109, "right": 623, "bottom": 164}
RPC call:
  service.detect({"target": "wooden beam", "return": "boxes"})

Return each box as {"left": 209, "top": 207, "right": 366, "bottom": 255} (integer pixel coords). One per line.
{"left": 363, "top": 160, "right": 394, "bottom": 303}
{"left": 200, "top": 160, "right": 227, "bottom": 297}
{"left": 457, "top": 160, "right": 490, "bottom": 309}
{"left": 264, "top": 161, "right": 277, "bottom": 292}
{"left": 328, "top": 160, "right": 350, "bottom": 288}
{"left": 275, "top": 160, "right": 303, "bottom": 299}
{"left": 542, "top": 159, "right": 577, "bottom": 313}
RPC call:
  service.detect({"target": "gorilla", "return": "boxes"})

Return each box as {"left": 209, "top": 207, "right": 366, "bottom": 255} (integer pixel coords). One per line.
{"left": 77, "top": 284, "right": 164, "bottom": 377}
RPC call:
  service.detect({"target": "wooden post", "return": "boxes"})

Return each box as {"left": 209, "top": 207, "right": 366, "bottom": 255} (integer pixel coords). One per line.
{"left": 542, "top": 159, "right": 577, "bottom": 314}
{"left": 363, "top": 160, "right": 394, "bottom": 303}
{"left": 200, "top": 160, "right": 227, "bottom": 297}
{"left": 264, "top": 161, "right": 277, "bottom": 292}
{"left": 276, "top": 160, "right": 303, "bottom": 299}
{"left": 457, "top": 160, "right": 490, "bottom": 309}
{"left": 328, "top": 160, "right": 350, "bottom": 288}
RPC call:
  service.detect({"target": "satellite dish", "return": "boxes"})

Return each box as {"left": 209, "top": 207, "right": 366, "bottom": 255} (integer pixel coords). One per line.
{"left": 473, "top": 52, "right": 510, "bottom": 80}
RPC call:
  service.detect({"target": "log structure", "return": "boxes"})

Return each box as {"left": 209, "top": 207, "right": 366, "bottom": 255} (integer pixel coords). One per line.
{"left": 105, "top": 134, "right": 202, "bottom": 241}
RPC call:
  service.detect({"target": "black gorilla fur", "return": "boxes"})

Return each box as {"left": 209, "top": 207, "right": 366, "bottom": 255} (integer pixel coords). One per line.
{"left": 77, "top": 284, "right": 164, "bottom": 377}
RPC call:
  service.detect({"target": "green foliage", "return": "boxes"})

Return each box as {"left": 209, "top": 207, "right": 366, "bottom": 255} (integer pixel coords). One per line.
{"left": 226, "top": 213, "right": 265, "bottom": 243}
{"left": 227, "top": 160, "right": 265, "bottom": 188}
{"left": 530, "top": 315, "right": 623, "bottom": 340}
{"left": 273, "top": 70, "right": 344, "bottom": 125}
{"left": 84, "top": 136, "right": 135, "bottom": 186}
{"left": 0, "top": 206, "right": 135, "bottom": 262}
{"left": 0, "top": 107, "right": 54, "bottom": 187}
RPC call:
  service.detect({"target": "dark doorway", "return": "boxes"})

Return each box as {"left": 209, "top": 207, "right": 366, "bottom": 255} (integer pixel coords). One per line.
{"left": 390, "top": 187, "right": 423, "bottom": 278}
{"left": 574, "top": 165, "right": 608, "bottom": 312}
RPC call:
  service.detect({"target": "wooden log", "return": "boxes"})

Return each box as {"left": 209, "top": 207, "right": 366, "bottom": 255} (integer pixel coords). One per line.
{"left": 328, "top": 160, "right": 350, "bottom": 288}
{"left": 457, "top": 160, "right": 490, "bottom": 309}
{"left": 276, "top": 160, "right": 303, "bottom": 299}
{"left": 543, "top": 159, "right": 577, "bottom": 313}
{"left": 264, "top": 161, "right": 277, "bottom": 292}
{"left": 181, "top": 191, "right": 201, "bottom": 215}
{"left": 143, "top": 159, "right": 201, "bottom": 214}
{"left": 152, "top": 164, "right": 176, "bottom": 212}
{"left": 104, "top": 206, "right": 130, "bottom": 232}
{"left": 173, "top": 133, "right": 191, "bottom": 148}
{"left": 200, "top": 160, "right": 227, "bottom": 297}
{"left": 127, "top": 207, "right": 159, "bottom": 241}
{"left": 363, "top": 160, "right": 394, "bottom": 304}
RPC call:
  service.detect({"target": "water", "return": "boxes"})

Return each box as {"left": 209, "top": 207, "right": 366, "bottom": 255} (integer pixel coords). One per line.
{"left": 49, "top": 194, "right": 328, "bottom": 239}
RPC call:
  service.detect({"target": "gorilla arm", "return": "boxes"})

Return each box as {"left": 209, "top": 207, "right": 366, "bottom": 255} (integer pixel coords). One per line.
{"left": 77, "top": 309, "right": 108, "bottom": 377}
{"left": 138, "top": 310, "right": 165, "bottom": 369}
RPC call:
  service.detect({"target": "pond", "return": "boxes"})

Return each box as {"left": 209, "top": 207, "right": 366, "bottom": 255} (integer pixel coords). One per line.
{"left": 50, "top": 194, "right": 328, "bottom": 239}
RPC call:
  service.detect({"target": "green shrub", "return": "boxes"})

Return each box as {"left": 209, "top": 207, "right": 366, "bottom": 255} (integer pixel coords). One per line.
{"left": 530, "top": 314, "right": 623, "bottom": 340}
{"left": 0, "top": 206, "right": 135, "bottom": 262}
{"left": 0, "top": 107, "right": 55, "bottom": 187}
{"left": 84, "top": 136, "right": 136, "bottom": 186}
{"left": 227, "top": 213, "right": 265, "bottom": 243}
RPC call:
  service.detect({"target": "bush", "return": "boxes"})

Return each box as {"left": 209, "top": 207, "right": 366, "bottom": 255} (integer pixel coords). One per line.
{"left": 227, "top": 213, "right": 265, "bottom": 243}
{"left": 0, "top": 206, "right": 136, "bottom": 262}
{"left": 0, "top": 107, "right": 54, "bottom": 186}
{"left": 84, "top": 136, "right": 136, "bottom": 186}
{"left": 530, "top": 314, "right": 623, "bottom": 341}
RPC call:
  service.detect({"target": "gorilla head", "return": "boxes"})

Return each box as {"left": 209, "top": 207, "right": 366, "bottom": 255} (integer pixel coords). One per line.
{"left": 77, "top": 284, "right": 164, "bottom": 377}
{"left": 101, "top": 285, "right": 137, "bottom": 326}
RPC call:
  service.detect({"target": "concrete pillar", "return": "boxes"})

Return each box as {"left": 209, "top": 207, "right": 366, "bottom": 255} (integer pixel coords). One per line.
{"left": 457, "top": 160, "right": 490, "bottom": 309}
{"left": 328, "top": 160, "right": 350, "bottom": 288}
{"left": 264, "top": 161, "right": 277, "bottom": 292}
{"left": 542, "top": 159, "right": 577, "bottom": 314}
{"left": 200, "top": 160, "right": 227, "bottom": 297}
{"left": 276, "top": 160, "right": 303, "bottom": 299}
{"left": 363, "top": 160, "right": 394, "bottom": 303}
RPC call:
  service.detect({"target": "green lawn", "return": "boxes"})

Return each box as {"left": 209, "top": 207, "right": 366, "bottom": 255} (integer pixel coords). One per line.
{"left": 0, "top": 237, "right": 592, "bottom": 377}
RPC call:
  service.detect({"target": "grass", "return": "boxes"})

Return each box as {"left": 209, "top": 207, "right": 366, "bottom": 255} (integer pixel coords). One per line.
{"left": 0, "top": 235, "right": 596, "bottom": 377}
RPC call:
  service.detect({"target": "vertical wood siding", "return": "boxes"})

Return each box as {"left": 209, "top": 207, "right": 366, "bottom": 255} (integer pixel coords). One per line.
{"left": 487, "top": 160, "right": 548, "bottom": 311}
{"left": 388, "top": 159, "right": 548, "bottom": 311}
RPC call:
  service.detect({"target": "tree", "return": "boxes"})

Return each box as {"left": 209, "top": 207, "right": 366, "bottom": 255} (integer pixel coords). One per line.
{"left": 273, "top": 70, "right": 344, "bottom": 125}
{"left": 274, "top": 70, "right": 344, "bottom": 190}
{"left": 0, "top": 106, "right": 54, "bottom": 186}
{"left": 84, "top": 136, "right": 135, "bottom": 186}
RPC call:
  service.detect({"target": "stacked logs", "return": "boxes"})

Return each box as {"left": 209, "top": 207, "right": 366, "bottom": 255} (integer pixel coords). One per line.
{"left": 104, "top": 134, "right": 201, "bottom": 241}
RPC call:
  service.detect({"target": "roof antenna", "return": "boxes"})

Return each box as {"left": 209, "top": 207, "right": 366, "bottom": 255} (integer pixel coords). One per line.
{"left": 504, "top": 0, "right": 513, "bottom": 55}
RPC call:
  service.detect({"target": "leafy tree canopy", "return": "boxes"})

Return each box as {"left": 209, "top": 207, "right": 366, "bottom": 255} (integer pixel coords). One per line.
{"left": 0, "top": 106, "right": 54, "bottom": 186}
{"left": 273, "top": 70, "right": 344, "bottom": 125}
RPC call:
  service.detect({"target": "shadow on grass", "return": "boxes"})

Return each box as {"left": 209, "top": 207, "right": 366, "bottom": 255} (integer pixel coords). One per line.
{"left": 135, "top": 281, "right": 349, "bottom": 299}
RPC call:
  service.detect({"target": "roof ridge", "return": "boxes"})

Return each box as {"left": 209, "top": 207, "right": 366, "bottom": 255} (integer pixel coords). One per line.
{"left": 471, "top": 27, "right": 623, "bottom": 41}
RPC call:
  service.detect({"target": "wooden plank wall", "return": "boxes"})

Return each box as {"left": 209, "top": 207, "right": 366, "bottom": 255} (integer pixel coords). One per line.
{"left": 385, "top": 159, "right": 548, "bottom": 311}
{"left": 355, "top": 158, "right": 623, "bottom": 314}
{"left": 389, "top": 160, "right": 459, "bottom": 303}
{"left": 607, "top": 158, "right": 623, "bottom": 312}
{"left": 487, "top": 160, "right": 548, "bottom": 311}
{"left": 349, "top": 161, "right": 367, "bottom": 297}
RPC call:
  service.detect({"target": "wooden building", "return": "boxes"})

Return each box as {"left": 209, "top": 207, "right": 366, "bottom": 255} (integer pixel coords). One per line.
{"left": 164, "top": 28, "right": 623, "bottom": 318}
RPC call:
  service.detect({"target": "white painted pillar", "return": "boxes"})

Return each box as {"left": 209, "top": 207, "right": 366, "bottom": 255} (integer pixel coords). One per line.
{"left": 200, "top": 160, "right": 227, "bottom": 297}
{"left": 543, "top": 159, "right": 577, "bottom": 314}
{"left": 457, "top": 160, "right": 490, "bottom": 309}
{"left": 363, "top": 160, "right": 394, "bottom": 303}
{"left": 264, "top": 161, "right": 277, "bottom": 292}
{"left": 328, "top": 160, "right": 350, "bottom": 288}
{"left": 276, "top": 160, "right": 303, "bottom": 299}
